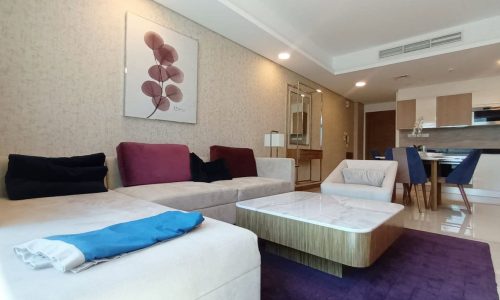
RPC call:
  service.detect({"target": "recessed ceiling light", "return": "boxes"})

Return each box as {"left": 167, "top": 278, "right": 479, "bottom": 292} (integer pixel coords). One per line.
{"left": 497, "top": 59, "right": 500, "bottom": 65}
{"left": 278, "top": 52, "right": 290, "bottom": 60}
{"left": 355, "top": 81, "right": 366, "bottom": 87}
{"left": 316, "top": 89, "right": 322, "bottom": 93}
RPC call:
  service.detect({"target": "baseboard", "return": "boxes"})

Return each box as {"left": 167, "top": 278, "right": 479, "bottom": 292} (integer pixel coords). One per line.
{"left": 395, "top": 183, "right": 500, "bottom": 205}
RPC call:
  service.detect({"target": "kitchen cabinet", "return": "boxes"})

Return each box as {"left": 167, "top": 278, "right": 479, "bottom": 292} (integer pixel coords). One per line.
{"left": 436, "top": 93, "right": 472, "bottom": 127}
{"left": 396, "top": 99, "right": 416, "bottom": 129}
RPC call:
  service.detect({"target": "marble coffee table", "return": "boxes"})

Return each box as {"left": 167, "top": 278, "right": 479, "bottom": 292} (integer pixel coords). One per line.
{"left": 236, "top": 191, "right": 404, "bottom": 277}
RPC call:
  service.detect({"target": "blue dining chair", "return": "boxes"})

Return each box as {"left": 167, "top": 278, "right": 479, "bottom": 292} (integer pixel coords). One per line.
{"left": 442, "top": 149, "right": 482, "bottom": 213}
{"left": 384, "top": 148, "right": 393, "bottom": 160}
{"left": 389, "top": 147, "right": 428, "bottom": 212}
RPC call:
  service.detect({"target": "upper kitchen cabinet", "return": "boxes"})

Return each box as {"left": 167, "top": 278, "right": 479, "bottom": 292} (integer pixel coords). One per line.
{"left": 436, "top": 93, "right": 472, "bottom": 127}
{"left": 396, "top": 99, "right": 416, "bottom": 129}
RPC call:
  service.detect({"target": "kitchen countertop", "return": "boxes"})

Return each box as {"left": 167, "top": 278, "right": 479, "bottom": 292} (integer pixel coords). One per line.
{"left": 427, "top": 148, "right": 500, "bottom": 155}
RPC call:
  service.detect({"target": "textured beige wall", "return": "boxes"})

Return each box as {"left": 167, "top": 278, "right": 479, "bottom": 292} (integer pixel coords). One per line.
{"left": 353, "top": 102, "right": 364, "bottom": 159}
{"left": 0, "top": 0, "right": 353, "bottom": 177}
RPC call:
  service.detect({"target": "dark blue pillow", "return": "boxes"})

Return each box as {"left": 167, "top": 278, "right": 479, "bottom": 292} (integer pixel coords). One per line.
{"left": 5, "top": 153, "right": 108, "bottom": 200}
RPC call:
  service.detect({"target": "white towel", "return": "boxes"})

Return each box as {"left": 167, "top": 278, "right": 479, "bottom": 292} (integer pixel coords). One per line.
{"left": 14, "top": 239, "right": 87, "bottom": 273}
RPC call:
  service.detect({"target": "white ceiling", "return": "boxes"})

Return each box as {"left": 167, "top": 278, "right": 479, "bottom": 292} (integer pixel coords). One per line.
{"left": 155, "top": 0, "right": 500, "bottom": 103}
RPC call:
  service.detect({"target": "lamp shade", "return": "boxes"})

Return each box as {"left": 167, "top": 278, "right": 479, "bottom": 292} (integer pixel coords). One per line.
{"left": 264, "top": 133, "right": 285, "bottom": 147}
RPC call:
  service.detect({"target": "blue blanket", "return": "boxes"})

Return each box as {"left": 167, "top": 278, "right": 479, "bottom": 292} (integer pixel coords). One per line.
{"left": 47, "top": 211, "right": 204, "bottom": 261}
{"left": 14, "top": 211, "right": 204, "bottom": 272}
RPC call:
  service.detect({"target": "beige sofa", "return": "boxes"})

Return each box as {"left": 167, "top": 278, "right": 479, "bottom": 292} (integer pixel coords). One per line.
{"left": 107, "top": 157, "right": 295, "bottom": 224}
{"left": 0, "top": 157, "right": 262, "bottom": 300}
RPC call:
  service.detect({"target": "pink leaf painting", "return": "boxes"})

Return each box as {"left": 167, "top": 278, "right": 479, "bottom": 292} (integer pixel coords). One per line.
{"left": 148, "top": 65, "right": 169, "bottom": 82}
{"left": 165, "top": 85, "right": 183, "bottom": 102}
{"left": 141, "top": 81, "right": 162, "bottom": 97}
{"left": 166, "top": 66, "right": 184, "bottom": 83}
{"left": 154, "top": 44, "right": 178, "bottom": 66}
{"left": 151, "top": 96, "right": 170, "bottom": 111}
{"left": 143, "top": 30, "right": 184, "bottom": 118}
{"left": 144, "top": 31, "right": 164, "bottom": 50}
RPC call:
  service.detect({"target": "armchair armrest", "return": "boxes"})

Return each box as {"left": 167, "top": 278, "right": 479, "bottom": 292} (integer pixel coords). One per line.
{"left": 255, "top": 158, "right": 295, "bottom": 183}
{"left": 322, "top": 160, "right": 347, "bottom": 184}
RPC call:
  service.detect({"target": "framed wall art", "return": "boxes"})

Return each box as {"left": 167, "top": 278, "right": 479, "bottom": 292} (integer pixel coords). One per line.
{"left": 124, "top": 13, "right": 198, "bottom": 123}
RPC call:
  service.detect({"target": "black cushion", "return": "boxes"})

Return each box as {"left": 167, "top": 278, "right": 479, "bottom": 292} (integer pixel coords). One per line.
{"left": 190, "top": 153, "right": 232, "bottom": 183}
{"left": 9, "top": 153, "right": 105, "bottom": 168}
{"left": 5, "top": 153, "right": 108, "bottom": 200}
{"left": 6, "top": 179, "right": 108, "bottom": 200}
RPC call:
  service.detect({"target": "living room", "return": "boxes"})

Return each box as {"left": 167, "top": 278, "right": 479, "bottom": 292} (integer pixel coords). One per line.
{"left": 0, "top": 0, "right": 499, "bottom": 299}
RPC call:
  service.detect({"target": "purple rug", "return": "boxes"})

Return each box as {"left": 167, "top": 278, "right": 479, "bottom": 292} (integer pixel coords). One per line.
{"left": 261, "top": 229, "right": 498, "bottom": 300}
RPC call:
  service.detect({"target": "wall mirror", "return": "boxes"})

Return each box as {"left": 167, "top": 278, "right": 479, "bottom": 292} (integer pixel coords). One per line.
{"left": 286, "top": 81, "right": 324, "bottom": 188}
{"left": 286, "top": 82, "right": 323, "bottom": 149}
{"left": 288, "top": 89, "right": 312, "bottom": 145}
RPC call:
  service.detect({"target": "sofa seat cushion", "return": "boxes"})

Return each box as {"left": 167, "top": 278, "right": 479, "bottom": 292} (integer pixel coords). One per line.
{"left": 212, "top": 177, "right": 293, "bottom": 201}
{"left": 114, "top": 181, "right": 238, "bottom": 211}
{"left": 320, "top": 182, "right": 391, "bottom": 202}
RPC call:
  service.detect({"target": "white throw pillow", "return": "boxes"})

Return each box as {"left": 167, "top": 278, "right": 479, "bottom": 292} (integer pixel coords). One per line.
{"left": 342, "top": 168, "right": 385, "bottom": 187}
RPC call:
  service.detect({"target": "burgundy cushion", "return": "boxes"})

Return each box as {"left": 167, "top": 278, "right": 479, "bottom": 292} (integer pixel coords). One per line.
{"left": 116, "top": 142, "right": 191, "bottom": 187}
{"left": 210, "top": 145, "right": 257, "bottom": 178}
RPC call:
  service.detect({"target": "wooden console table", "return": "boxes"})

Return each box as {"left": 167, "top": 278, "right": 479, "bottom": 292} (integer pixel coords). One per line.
{"left": 286, "top": 149, "right": 322, "bottom": 189}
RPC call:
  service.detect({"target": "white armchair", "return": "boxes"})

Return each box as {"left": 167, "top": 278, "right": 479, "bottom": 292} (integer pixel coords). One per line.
{"left": 320, "top": 159, "right": 398, "bottom": 202}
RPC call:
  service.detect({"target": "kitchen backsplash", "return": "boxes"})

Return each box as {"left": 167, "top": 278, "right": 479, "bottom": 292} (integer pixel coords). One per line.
{"left": 399, "top": 125, "right": 500, "bottom": 148}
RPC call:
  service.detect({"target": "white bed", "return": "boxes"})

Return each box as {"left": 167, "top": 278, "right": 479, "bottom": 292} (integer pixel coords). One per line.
{"left": 0, "top": 190, "right": 261, "bottom": 300}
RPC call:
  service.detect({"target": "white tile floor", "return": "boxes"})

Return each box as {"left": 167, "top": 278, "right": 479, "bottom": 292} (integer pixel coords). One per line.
{"left": 307, "top": 187, "right": 500, "bottom": 296}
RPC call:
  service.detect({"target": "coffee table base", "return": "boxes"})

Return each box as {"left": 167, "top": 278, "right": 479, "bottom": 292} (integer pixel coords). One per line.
{"left": 262, "top": 240, "right": 343, "bottom": 277}
{"left": 237, "top": 206, "right": 403, "bottom": 278}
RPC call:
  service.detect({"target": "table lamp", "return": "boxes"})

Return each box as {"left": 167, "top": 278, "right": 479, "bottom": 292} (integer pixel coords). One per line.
{"left": 264, "top": 130, "right": 285, "bottom": 157}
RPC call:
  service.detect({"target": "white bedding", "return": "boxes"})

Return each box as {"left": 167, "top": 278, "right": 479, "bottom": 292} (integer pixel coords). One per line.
{"left": 0, "top": 191, "right": 260, "bottom": 300}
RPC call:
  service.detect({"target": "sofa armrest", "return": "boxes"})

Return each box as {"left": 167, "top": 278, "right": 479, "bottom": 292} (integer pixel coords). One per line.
{"left": 322, "top": 160, "right": 347, "bottom": 185}
{"left": 255, "top": 158, "right": 295, "bottom": 183}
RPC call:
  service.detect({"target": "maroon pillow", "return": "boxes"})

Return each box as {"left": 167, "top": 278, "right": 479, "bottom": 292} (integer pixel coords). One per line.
{"left": 116, "top": 142, "right": 191, "bottom": 187}
{"left": 210, "top": 145, "right": 257, "bottom": 178}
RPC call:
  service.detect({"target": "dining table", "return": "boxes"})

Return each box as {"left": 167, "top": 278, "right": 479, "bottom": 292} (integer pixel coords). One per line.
{"left": 374, "top": 152, "right": 465, "bottom": 210}
{"left": 419, "top": 153, "right": 464, "bottom": 211}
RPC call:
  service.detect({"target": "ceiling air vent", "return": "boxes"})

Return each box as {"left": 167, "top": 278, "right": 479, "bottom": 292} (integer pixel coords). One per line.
{"left": 379, "top": 46, "right": 403, "bottom": 58}
{"left": 379, "top": 32, "right": 462, "bottom": 59}
{"left": 431, "top": 32, "right": 462, "bottom": 47}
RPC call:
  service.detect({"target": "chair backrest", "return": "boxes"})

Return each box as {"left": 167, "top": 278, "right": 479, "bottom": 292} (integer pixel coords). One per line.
{"left": 391, "top": 148, "right": 410, "bottom": 183}
{"left": 390, "top": 147, "right": 427, "bottom": 184}
{"left": 384, "top": 148, "right": 393, "bottom": 160}
{"left": 406, "top": 147, "right": 427, "bottom": 184}
{"left": 446, "top": 149, "right": 482, "bottom": 184}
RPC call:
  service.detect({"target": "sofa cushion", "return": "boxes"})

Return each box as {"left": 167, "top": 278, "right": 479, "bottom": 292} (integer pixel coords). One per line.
{"left": 6, "top": 179, "right": 108, "bottom": 200}
{"left": 5, "top": 154, "right": 108, "bottom": 200}
{"left": 342, "top": 168, "right": 385, "bottom": 187}
{"left": 190, "top": 153, "right": 232, "bottom": 183}
{"left": 210, "top": 145, "right": 257, "bottom": 178}
{"left": 211, "top": 177, "right": 293, "bottom": 201}
{"left": 116, "top": 142, "right": 191, "bottom": 187}
{"left": 114, "top": 181, "right": 238, "bottom": 211}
